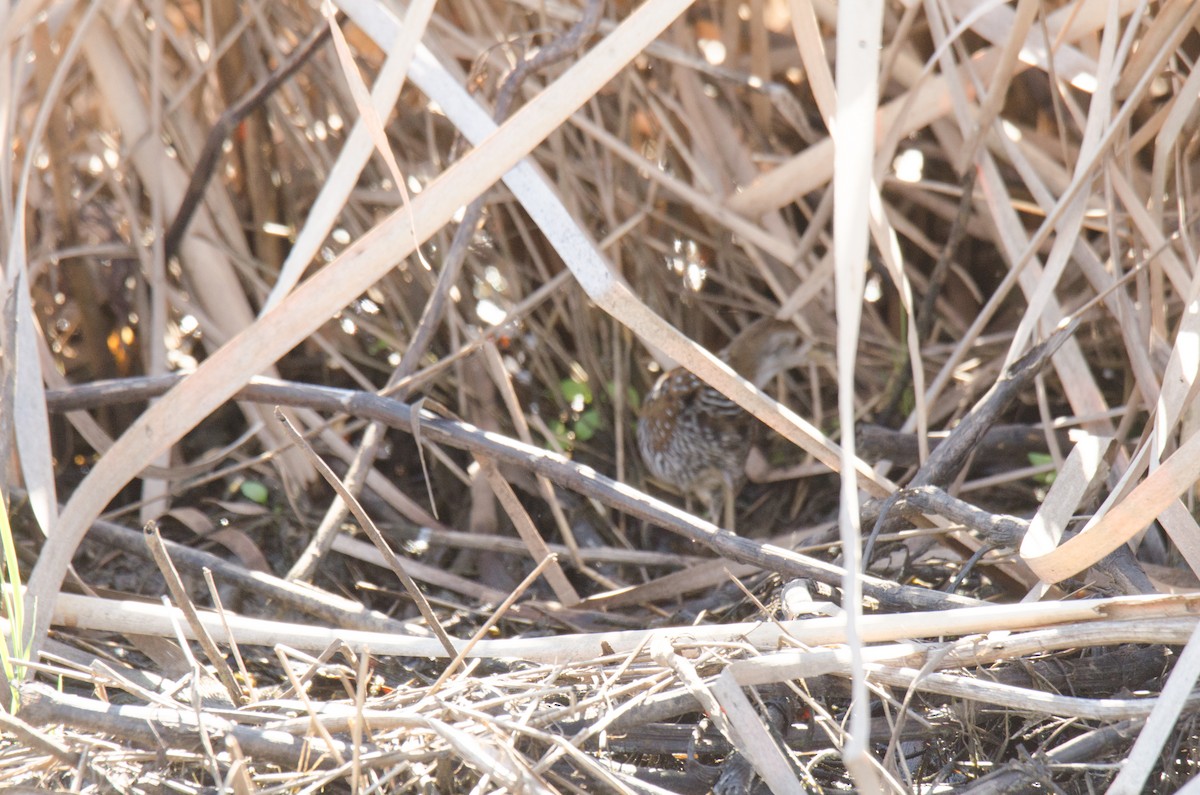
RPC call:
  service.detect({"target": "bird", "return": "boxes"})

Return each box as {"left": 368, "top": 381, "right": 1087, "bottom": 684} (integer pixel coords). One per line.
{"left": 637, "top": 318, "right": 804, "bottom": 530}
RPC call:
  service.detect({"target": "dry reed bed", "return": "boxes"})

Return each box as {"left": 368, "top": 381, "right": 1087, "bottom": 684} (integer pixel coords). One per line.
{"left": 3, "top": 0, "right": 1200, "bottom": 791}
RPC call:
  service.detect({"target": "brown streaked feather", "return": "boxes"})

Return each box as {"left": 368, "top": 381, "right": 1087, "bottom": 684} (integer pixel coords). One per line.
{"left": 636, "top": 319, "right": 803, "bottom": 527}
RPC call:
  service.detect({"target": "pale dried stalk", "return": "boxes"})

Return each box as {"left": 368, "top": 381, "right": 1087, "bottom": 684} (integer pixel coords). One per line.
{"left": 40, "top": 590, "right": 1200, "bottom": 663}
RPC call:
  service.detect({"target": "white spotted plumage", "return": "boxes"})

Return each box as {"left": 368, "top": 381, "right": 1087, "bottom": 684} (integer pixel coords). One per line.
{"left": 636, "top": 319, "right": 804, "bottom": 527}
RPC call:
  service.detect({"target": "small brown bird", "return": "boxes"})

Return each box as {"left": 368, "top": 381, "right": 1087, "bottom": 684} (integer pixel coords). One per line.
{"left": 637, "top": 319, "right": 804, "bottom": 529}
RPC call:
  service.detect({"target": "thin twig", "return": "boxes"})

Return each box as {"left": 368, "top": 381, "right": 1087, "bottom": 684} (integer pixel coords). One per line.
{"left": 273, "top": 408, "right": 459, "bottom": 659}
{"left": 144, "top": 521, "right": 246, "bottom": 706}
{"left": 162, "top": 18, "right": 334, "bottom": 260}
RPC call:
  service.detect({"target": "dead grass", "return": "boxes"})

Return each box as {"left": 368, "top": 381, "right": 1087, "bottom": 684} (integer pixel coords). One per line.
{"left": 3, "top": 0, "right": 1200, "bottom": 791}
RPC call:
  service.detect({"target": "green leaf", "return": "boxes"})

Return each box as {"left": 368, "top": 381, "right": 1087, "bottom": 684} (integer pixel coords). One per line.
{"left": 1028, "top": 452, "right": 1057, "bottom": 486}
{"left": 574, "top": 409, "right": 602, "bottom": 441}
{"left": 240, "top": 480, "right": 270, "bottom": 505}
{"left": 559, "top": 377, "right": 592, "bottom": 405}
{"left": 550, "top": 419, "right": 573, "bottom": 451}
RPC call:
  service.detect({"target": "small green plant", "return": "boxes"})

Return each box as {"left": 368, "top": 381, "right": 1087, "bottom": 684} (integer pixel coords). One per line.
{"left": 240, "top": 480, "right": 271, "bottom": 505}
{"left": 0, "top": 498, "right": 29, "bottom": 712}
{"left": 559, "top": 375, "right": 592, "bottom": 409}
{"left": 553, "top": 374, "right": 605, "bottom": 451}
{"left": 571, "top": 408, "right": 602, "bottom": 441}
{"left": 1028, "top": 452, "right": 1057, "bottom": 486}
